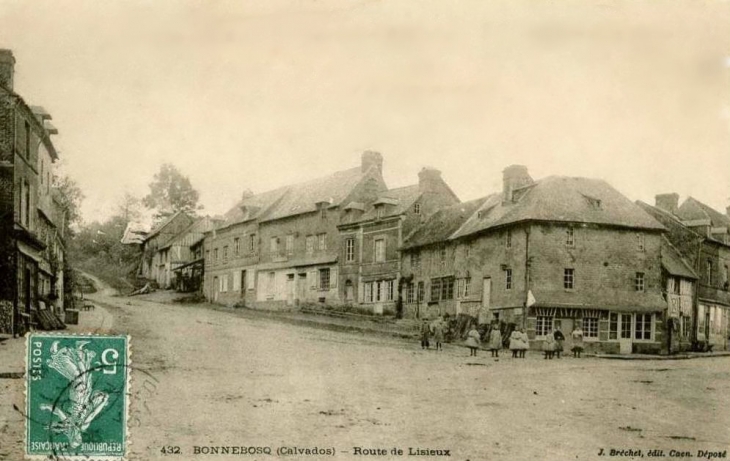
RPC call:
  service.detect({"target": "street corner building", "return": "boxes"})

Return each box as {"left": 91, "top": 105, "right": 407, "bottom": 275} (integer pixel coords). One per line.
{"left": 0, "top": 49, "right": 68, "bottom": 336}
{"left": 401, "top": 165, "right": 684, "bottom": 355}
{"left": 637, "top": 194, "right": 730, "bottom": 353}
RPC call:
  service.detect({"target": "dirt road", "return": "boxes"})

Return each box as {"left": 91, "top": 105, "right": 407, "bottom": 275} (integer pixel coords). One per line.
{"left": 2, "top": 286, "right": 729, "bottom": 461}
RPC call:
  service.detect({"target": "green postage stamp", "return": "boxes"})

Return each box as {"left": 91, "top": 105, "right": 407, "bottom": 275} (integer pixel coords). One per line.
{"left": 26, "top": 333, "right": 130, "bottom": 460}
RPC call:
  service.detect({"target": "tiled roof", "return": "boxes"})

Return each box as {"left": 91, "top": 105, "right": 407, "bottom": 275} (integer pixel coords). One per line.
{"left": 261, "top": 167, "right": 380, "bottom": 222}
{"left": 352, "top": 185, "right": 422, "bottom": 223}
{"left": 219, "top": 187, "right": 288, "bottom": 228}
{"left": 661, "top": 237, "right": 698, "bottom": 280}
{"left": 220, "top": 165, "right": 385, "bottom": 227}
{"left": 145, "top": 211, "right": 188, "bottom": 241}
{"left": 451, "top": 176, "right": 664, "bottom": 240}
{"left": 160, "top": 217, "right": 221, "bottom": 250}
{"left": 402, "top": 197, "right": 487, "bottom": 249}
{"left": 677, "top": 197, "right": 730, "bottom": 228}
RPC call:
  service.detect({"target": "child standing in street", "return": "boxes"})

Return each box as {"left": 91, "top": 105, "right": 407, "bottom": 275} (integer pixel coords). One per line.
{"left": 465, "top": 325, "right": 481, "bottom": 356}
{"left": 420, "top": 319, "right": 431, "bottom": 350}
{"left": 488, "top": 323, "right": 502, "bottom": 358}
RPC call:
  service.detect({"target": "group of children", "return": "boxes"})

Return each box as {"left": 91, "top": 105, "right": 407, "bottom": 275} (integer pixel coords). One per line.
{"left": 420, "top": 318, "right": 587, "bottom": 359}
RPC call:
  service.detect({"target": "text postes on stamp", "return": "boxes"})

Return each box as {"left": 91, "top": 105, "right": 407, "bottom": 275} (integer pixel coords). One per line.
{"left": 26, "top": 333, "right": 129, "bottom": 460}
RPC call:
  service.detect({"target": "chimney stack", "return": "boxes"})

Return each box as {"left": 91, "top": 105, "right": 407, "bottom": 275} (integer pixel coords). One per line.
{"left": 655, "top": 193, "right": 679, "bottom": 215}
{"left": 502, "top": 165, "right": 533, "bottom": 202}
{"left": 361, "top": 150, "right": 383, "bottom": 173}
{"left": 418, "top": 167, "right": 443, "bottom": 193}
{"left": 726, "top": 205, "right": 730, "bottom": 219}
{"left": 0, "top": 49, "right": 15, "bottom": 90}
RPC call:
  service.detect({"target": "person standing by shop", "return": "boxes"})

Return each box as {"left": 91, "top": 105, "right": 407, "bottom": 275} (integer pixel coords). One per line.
{"left": 553, "top": 327, "right": 565, "bottom": 359}
{"left": 488, "top": 323, "right": 502, "bottom": 357}
{"left": 571, "top": 323, "right": 584, "bottom": 358}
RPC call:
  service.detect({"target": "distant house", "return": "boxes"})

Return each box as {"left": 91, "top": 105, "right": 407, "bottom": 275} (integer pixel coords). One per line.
{"left": 204, "top": 151, "right": 387, "bottom": 308}
{"left": 336, "top": 167, "right": 460, "bottom": 315}
{"left": 159, "top": 216, "right": 221, "bottom": 291}
{"left": 640, "top": 194, "right": 730, "bottom": 351}
{"left": 402, "top": 165, "right": 668, "bottom": 354}
{"left": 140, "top": 211, "right": 194, "bottom": 286}
{"left": 0, "top": 49, "right": 68, "bottom": 335}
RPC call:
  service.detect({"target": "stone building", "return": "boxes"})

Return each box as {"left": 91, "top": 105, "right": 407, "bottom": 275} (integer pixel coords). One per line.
{"left": 204, "top": 151, "right": 387, "bottom": 308}
{"left": 0, "top": 49, "right": 67, "bottom": 335}
{"left": 139, "top": 211, "right": 194, "bottom": 286}
{"left": 639, "top": 195, "right": 730, "bottom": 351}
{"left": 401, "top": 165, "right": 668, "bottom": 354}
{"left": 159, "top": 216, "right": 220, "bottom": 291}
{"left": 336, "top": 167, "right": 459, "bottom": 315}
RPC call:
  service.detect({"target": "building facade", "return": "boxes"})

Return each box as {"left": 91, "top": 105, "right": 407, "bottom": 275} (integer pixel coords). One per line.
{"left": 402, "top": 165, "right": 669, "bottom": 354}
{"left": 640, "top": 195, "right": 730, "bottom": 351}
{"left": 139, "top": 211, "right": 194, "bottom": 286}
{"left": 204, "top": 151, "right": 387, "bottom": 309}
{"left": 337, "top": 167, "right": 460, "bottom": 315}
{"left": 0, "top": 49, "right": 67, "bottom": 335}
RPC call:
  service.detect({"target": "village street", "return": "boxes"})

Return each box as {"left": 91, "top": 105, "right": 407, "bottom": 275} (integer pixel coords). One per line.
{"left": 2, "top": 287, "right": 730, "bottom": 461}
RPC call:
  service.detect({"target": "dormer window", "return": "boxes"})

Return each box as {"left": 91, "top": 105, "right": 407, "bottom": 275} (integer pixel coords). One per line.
{"left": 376, "top": 206, "right": 384, "bottom": 219}
{"left": 414, "top": 203, "right": 421, "bottom": 215}
{"left": 582, "top": 194, "right": 602, "bottom": 210}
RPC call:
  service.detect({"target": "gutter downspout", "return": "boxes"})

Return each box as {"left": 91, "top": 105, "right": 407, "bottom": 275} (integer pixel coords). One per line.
{"left": 693, "top": 236, "right": 703, "bottom": 347}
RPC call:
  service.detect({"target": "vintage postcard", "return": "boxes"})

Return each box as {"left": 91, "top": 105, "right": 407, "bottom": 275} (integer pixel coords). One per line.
{"left": 0, "top": 1, "right": 729, "bottom": 461}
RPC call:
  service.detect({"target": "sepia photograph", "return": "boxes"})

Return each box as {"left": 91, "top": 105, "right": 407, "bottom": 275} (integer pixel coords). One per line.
{"left": 1, "top": 1, "right": 729, "bottom": 460}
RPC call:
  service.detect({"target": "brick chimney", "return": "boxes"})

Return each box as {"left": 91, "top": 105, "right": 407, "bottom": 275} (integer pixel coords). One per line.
{"left": 502, "top": 165, "right": 533, "bottom": 202}
{"left": 0, "top": 49, "right": 15, "bottom": 90}
{"left": 655, "top": 193, "right": 679, "bottom": 215}
{"left": 418, "top": 167, "right": 442, "bottom": 193}
{"left": 361, "top": 150, "right": 383, "bottom": 173}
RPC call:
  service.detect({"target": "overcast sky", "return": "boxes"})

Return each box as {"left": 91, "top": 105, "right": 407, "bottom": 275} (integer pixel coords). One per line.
{"left": 1, "top": 0, "right": 729, "bottom": 223}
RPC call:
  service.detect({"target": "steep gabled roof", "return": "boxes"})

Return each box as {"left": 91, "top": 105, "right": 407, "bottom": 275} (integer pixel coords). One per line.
{"left": 351, "top": 185, "right": 422, "bottom": 223}
{"left": 661, "top": 236, "right": 698, "bottom": 280}
{"left": 635, "top": 201, "right": 703, "bottom": 247}
{"left": 677, "top": 197, "right": 730, "bottom": 228}
{"left": 402, "top": 197, "right": 486, "bottom": 249}
{"left": 160, "top": 216, "right": 222, "bottom": 250}
{"left": 219, "top": 187, "right": 289, "bottom": 229}
{"left": 451, "top": 176, "right": 664, "bottom": 240}
{"left": 121, "top": 222, "right": 149, "bottom": 244}
{"left": 144, "top": 211, "right": 191, "bottom": 242}
{"left": 260, "top": 166, "right": 379, "bottom": 222}
{"left": 218, "top": 163, "right": 385, "bottom": 228}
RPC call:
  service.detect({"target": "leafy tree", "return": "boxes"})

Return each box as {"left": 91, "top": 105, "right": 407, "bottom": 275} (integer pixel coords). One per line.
{"left": 142, "top": 163, "right": 201, "bottom": 220}
{"left": 52, "top": 173, "right": 84, "bottom": 235}
{"left": 116, "top": 191, "right": 143, "bottom": 222}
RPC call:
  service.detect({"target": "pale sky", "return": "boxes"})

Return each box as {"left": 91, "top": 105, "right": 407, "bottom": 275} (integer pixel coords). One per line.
{"left": 1, "top": 0, "right": 729, "bottom": 223}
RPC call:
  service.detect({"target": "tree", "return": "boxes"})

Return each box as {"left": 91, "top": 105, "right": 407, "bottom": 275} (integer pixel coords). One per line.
{"left": 53, "top": 173, "right": 84, "bottom": 235}
{"left": 116, "top": 191, "right": 143, "bottom": 222}
{"left": 142, "top": 163, "right": 201, "bottom": 221}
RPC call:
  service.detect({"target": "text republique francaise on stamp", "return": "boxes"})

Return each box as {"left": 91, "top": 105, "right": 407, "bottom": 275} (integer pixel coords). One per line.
{"left": 26, "top": 333, "right": 130, "bottom": 460}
